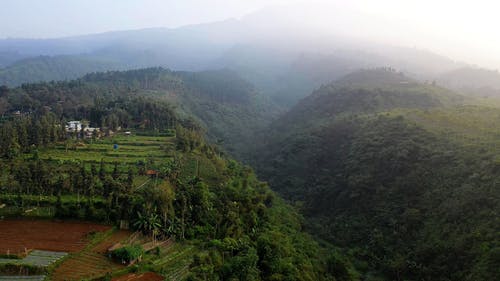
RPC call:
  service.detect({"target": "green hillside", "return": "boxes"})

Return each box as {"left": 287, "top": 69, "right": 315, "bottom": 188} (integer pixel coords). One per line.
{"left": 0, "top": 68, "right": 344, "bottom": 281}
{"left": 0, "top": 67, "right": 278, "bottom": 158}
{"left": 252, "top": 69, "right": 500, "bottom": 280}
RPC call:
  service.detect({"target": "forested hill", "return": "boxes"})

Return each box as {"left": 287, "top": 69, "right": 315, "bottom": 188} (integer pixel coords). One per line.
{"left": 0, "top": 67, "right": 356, "bottom": 280}
{"left": 0, "top": 67, "right": 278, "bottom": 157}
{"left": 251, "top": 69, "right": 500, "bottom": 280}
{"left": 269, "top": 69, "right": 465, "bottom": 133}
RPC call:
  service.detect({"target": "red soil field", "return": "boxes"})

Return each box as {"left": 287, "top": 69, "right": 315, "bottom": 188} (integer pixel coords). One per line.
{"left": 0, "top": 219, "right": 111, "bottom": 254}
{"left": 51, "top": 230, "right": 132, "bottom": 281}
{"left": 113, "top": 272, "right": 165, "bottom": 281}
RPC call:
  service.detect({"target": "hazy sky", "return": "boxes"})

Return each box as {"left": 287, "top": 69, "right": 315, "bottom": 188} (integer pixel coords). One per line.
{"left": 0, "top": 0, "right": 292, "bottom": 38}
{"left": 1, "top": 0, "right": 499, "bottom": 68}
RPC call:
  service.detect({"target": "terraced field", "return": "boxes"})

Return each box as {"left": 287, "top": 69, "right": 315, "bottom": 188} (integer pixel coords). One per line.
{"left": 150, "top": 243, "right": 197, "bottom": 281}
{"left": 0, "top": 250, "right": 67, "bottom": 266}
{"left": 51, "top": 230, "right": 132, "bottom": 281}
{"left": 112, "top": 272, "right": 164, "bottom": 281}
{"left": 51, "top": 251, "right": 122, "bottom": 280}
{"left": 36, "top": 135, "right": 175, "bottom": 164}
{"left": 0, "top": 220, "right": 110, "bottom": 255}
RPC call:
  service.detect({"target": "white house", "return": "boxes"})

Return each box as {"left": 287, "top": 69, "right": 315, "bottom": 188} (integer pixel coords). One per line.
{"left": 66, "top": 121, "right": 82, "bottom": 132}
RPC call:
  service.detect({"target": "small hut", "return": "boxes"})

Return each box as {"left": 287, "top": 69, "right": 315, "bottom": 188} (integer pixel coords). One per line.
{"left": 146, "top": 170, "right": 159, "bottom": 178}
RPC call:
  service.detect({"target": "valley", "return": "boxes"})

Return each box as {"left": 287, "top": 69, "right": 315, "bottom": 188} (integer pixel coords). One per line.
{"left": 0, "top": 3, "right": 499, "bottom": 280}
{"left": 0, "top": 66, "right": 498, "bottom": 281}
{"left": 251, "top": 69, "right": 500, "bottom": 280}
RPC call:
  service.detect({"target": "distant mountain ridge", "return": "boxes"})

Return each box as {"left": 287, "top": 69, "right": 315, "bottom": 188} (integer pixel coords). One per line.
{"left": 0, "top": 14, "right": 469, "bottom": 107}
{"left": 437, "top": 67, "right": 500, "bottom": 98}
{"left": 0, "top": 55, "right": 125, "bottom": 86}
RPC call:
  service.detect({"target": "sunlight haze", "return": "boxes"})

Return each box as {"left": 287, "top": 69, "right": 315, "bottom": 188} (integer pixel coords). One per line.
{"left": 0, "top": 0, "right": 498, "bottom": 68}
{"left": 0, "top": 1, "right": 499, "bottom": 281}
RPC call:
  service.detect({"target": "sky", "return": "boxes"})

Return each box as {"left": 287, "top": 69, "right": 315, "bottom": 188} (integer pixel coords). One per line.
{"left": 0, "top": 0, "right": 292, "bottom": 38}
{"left": 0, "top": 0, "right": 499, "bottom": 68}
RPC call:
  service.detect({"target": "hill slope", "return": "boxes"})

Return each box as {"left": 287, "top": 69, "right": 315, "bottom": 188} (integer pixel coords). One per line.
{"left": 269, "top": 69, "right": 464, "bottom": 134}
{"left": 0, "top": 67, "right": 278, "bottom": 158}
{"left": 77, "top": 68, "right": 279, "bottom": 157}
{"left": 0, "top": 68, "right": 349, "bottom": 280}
{"left": 251, "top": 69, "right": 500, "bottom": 280}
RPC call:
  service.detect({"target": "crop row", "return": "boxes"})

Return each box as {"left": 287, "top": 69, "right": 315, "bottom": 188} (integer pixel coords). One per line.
{"left": 0, "top": 250, "right": 67, "bottom": 267}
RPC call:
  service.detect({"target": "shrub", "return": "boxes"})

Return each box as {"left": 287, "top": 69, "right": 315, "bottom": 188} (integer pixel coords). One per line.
{"left": 0, "top": 263, "right": 46, "bottom": 275}
{"left": 110, "top": 245, "right": 144, "bottom": 264}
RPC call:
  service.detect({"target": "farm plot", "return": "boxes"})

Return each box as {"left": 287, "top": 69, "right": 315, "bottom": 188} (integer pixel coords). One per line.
{"left": 0, "top": 250, "right": 67, "bottom": 267}
{"left": 0, "top": 276, "right": 46, "bottom": 281}
{"left": 113, "top": 272, "right": 164, "bottom": 281}
{"left": 36, "top": 135, "right": 174, "bottom": 164}
{"left": 51, "top": 230, "right": 132, "bottom": 281}
{"left": 0, "top": 220, "right": 110, "bottom": 255}
{"left": 150, "top": 243, "right": 197, "bottom": 281}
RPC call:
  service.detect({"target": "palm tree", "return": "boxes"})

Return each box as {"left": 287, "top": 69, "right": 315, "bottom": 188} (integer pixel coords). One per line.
{"left": 133, "top": 211, "right": 148, "bottom": 233}
{"left": 134, "top": 211, "right": 162, "bottom": 243}
{"left": 147, "top": 213, "right": 162, "bottom": 243}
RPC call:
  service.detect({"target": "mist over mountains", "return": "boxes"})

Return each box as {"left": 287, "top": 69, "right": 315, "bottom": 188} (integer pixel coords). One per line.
{"left": 0, "top": 7, "right": 480, "bottom": 107}
{"left": 1, "top": 2, "right": 500, "bottom": 281}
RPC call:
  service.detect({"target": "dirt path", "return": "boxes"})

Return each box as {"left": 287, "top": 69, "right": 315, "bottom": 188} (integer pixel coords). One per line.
{"left": 113, "top": 272, "right": 164, "bottom": 281}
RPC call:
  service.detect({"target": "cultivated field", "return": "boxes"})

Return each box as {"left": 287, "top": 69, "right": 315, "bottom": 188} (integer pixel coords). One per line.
{"left": 35, "top": 135, "right": 174, "bottom": 165}
{"left": 51, "top": 230, "right": 132, "bottom": 281}
{"left": 113, "top": 272, "right": 165, "bottom": 281}
{"left": 0, "top": 250, "right": 67, "bottom": 266}
{"left": 0, "top": 220, "right": 110, "bottom": 255}
{"left": 150, "top": 243, "right": 197, "bottom": 281}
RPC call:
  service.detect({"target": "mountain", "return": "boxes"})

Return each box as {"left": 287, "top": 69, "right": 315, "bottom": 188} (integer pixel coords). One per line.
{"left": 0, "top": 55, "right": 125, "bottom": 86}
{"left": 438, "top": 67, "right": 500, "bottom": 98}
{"left": 268, "top": 69, "right": 465, "bottom": 134}
{"left": 0, "top": 12, "right": 467, "bottom": 108}
{"left": 250, "top": 69, "right": 500, "bottom": 280}
{"left": 0, "top": 22, "right": 241, "bottom": 87}
{"left": 0, "top": 51, "right": 30, "bottom": 67}
{"left": 213, "top": 46, "right": 464, "bottom": 107}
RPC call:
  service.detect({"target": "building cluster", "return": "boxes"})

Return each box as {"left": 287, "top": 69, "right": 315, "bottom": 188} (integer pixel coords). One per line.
{"left": 65, "top": 121, "right": 132, "bottom": 139}
{"left": 65, "top": 121, "right": 101, "bottom": 139}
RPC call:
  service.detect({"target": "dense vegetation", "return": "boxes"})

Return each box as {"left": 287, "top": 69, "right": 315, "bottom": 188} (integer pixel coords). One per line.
{"left": 0, "top": 68, "right": 348, "bottom": 280}
{"left": 253, "top": 69, "right": 500, "bottom": 281}
{"left": 2, "top": 66, "right": 499, "bottom": 280}
{"left": 0, "top": 67, "right": 276, "bottom": 156}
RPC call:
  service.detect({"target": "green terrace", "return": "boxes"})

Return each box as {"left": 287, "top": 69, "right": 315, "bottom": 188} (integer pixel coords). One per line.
{"left": 31, "top": 135, "right": 176, "bottom": 165}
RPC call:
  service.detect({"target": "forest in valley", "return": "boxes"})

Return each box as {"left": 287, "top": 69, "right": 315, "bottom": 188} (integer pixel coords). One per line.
{"left": 1, "top": 66, "right": 498, "bottom": 281}
{"left": 251, "top": 69, "right": 500, "bottom": 281}
{"left": 0, "top": 2, "right": 499, "bottom": 280}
